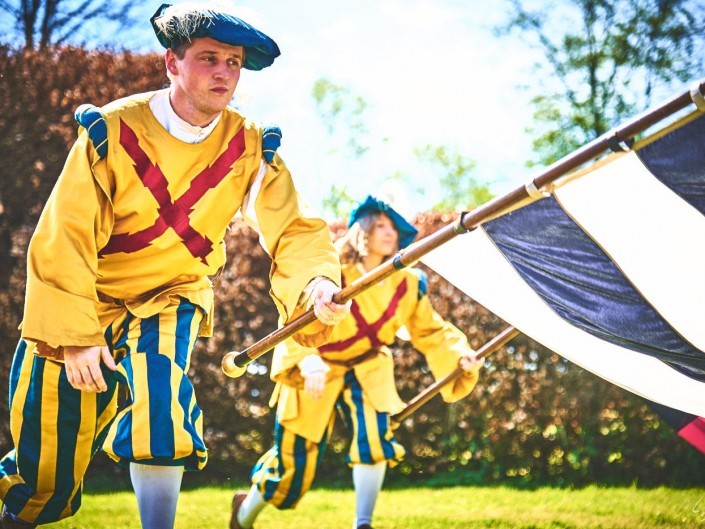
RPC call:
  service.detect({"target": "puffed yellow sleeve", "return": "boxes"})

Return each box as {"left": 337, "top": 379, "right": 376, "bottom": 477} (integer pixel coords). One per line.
{"left": 21, "top": 132, "right": 113, "bottom": 348}
{"left": 246, "top": 154, "right": 341, "bottom": 346}
{"left": 406, "top": 275, "right": 480, "bottom": 403}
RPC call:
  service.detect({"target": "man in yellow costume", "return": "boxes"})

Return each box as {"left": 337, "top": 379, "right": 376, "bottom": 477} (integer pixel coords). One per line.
{"left": 0, "top": 3, "right": 350, "bottom": 528}
{"left": 229, "top": 196, "right": 483, "bottom": 529}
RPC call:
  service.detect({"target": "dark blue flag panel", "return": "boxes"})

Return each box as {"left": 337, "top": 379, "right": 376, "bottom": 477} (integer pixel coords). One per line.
{"left": 637, "top": 113, "right": 705, "bottom": 215}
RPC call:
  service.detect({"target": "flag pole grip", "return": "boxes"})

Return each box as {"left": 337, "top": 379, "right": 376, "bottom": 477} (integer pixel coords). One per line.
{"left": 390, "top": 326, "right": 520, "bottom": 426}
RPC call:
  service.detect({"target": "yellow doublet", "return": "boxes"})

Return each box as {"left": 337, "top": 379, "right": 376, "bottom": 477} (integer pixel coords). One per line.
{"left": 0, "top": 91, "right": 343, "bottom": 524}
{"left": 270, "top": 263, "right": 479, "bottom": 443}
{"left": 22, "top": 91, "right": 339, "bottom": 349}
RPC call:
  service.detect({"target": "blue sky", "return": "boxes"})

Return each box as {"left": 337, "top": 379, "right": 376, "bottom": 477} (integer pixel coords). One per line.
{"left": 119, "top": 0, "right": 541, "bottom": 219}
{"left": 4, "top": 1, "right": 698, "bottom": 218}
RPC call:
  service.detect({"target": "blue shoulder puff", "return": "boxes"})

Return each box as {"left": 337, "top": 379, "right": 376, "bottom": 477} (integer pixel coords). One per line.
{"left": 262, "top": 124, "right": 282, "bottom": 164}
{"left": 74, "top": 104, "right": 108, "bottom": 160}
{"left": 410, "top": 268, "right": 428, "bottom": 300}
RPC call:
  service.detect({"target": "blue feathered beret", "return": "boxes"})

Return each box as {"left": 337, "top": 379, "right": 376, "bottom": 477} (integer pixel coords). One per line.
{"left": 348, "top": 195, "right": 418, "bottom": 249}
{"left": 150, "top": 3, "right": 280, "bottom": 71}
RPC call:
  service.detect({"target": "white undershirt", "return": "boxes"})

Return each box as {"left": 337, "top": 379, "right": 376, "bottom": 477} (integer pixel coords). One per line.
{"left": 149, "top": 89, "right": 221, "bottom": 144}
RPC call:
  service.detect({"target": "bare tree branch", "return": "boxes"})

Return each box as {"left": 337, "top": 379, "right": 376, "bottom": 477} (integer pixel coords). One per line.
{"left": 0, "top": 0, "right": 19, "bottom": 15}
{"left": 3, "top": 0, "right": 138, "bottom": 49}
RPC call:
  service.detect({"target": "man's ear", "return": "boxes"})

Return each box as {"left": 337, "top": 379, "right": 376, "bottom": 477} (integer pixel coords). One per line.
{"left": 165, "top": 49, "right": 178, "bottom": 76}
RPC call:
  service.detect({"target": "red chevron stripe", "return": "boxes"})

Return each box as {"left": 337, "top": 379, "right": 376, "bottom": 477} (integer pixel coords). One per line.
{"left": 319, "top": 278, "right": 408, "bottom": 353}
{"left": 99, "top": 120, "right": 246, "bottom": 264}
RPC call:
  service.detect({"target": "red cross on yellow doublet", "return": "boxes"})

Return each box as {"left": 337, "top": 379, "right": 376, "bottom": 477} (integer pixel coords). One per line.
{"left": 99, "top": 120, "right": 246, "bottom": 265}
{"left": 319, "top": 277, "right": 409, "bottom": 353}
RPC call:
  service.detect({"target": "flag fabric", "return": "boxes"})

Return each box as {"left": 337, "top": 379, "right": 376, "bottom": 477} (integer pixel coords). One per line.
{"left": 644, "top": 399, "right": 705, "bottom": 455}
{"left": 422, "top": 110, "right": 705, "bottom": 418}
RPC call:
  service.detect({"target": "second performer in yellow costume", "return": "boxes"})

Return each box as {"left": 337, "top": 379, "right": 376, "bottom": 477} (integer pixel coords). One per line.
{"left": 230, "top": 195, "right": 484, "bottom": 529}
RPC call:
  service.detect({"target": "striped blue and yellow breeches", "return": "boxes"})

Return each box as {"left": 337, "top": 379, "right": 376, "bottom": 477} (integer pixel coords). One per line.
{"left": 0, "top": 298, "right": 206, "bottom": 524}
{"left": 251, "top": 370, "right": 405, "bottom": 509}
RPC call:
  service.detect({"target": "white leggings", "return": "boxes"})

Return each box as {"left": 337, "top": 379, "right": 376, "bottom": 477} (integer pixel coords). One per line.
{"left": 130, "top": 463, "right": 184, "bottom": 529}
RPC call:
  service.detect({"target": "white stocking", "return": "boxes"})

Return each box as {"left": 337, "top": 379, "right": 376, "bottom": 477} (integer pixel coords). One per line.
{"left": 130, "top": 463, "right": 183, "bottom": 529}
{"left": 352, "top": 461, "right": 387, "bottom": 528}
{"left": 237, "top": 484, "right": 268, "bottom": 528}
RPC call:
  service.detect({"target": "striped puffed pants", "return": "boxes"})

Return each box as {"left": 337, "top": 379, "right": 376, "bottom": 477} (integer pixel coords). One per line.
{"left": 251, "top": 370, "right": 405, "bottom": 509}
{"left": 0, "top": 298, "right": 206, "bottom": 524}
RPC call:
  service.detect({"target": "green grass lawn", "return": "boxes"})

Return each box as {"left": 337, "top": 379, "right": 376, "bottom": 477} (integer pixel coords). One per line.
{"left": 13, "top": 485, "right": 705, "bottom": 528}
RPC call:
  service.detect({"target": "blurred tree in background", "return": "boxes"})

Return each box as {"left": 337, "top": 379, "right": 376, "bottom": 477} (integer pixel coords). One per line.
{"left": 499, "top": 0, "right": 705, "bottom": 165}
{"left": 312, "top": 79, "right": 493, "bottom": 216}
{"left": 413, "top": 145, "right": 493, "bottom": 212}
{"left": 312, "top": 77, "right": 372, "bottom": 218}
{"left": 312, "top": 77, "right": 371, "bottom": 158}
{"left": 321, "top": 184, "right": 356, "bottom": 220}
{"left": 0, "top": 46, "right": 165, "bottom": 286}
{"left": 0, "top": 0, "right": 138, "bottom": 49}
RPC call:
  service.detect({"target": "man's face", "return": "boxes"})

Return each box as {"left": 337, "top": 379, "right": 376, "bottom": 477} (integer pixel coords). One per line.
{"left": 166, "top": 37, "right": 244, "bottom": 126}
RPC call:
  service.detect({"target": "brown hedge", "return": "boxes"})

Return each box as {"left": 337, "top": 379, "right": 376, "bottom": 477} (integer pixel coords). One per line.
{"left": 0, "top": 47, "right": 703, "bottom": 489}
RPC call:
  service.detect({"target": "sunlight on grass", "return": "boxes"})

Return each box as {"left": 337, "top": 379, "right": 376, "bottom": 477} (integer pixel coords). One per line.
{"left": 20, "top": 485, "right": 705, "bottom": 528}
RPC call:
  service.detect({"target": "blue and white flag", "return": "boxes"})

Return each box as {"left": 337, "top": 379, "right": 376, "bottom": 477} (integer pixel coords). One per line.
{"left": 645, "top": 400, "right": 705, "bottom": 455}
{"left": 422, "top": 110, "right": 705, "bottom": 417}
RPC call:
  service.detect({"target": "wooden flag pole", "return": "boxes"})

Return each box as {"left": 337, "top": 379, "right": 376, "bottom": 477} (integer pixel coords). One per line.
{"left": 222, "top": 81, "right": 705, "bottom": 378}
{"left": 390, "top": 326, "right": 520, "bottom": 428}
